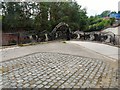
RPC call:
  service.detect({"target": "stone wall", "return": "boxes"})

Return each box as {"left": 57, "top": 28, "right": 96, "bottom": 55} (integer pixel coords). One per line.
{"left": 2, "top": 33, "right": 18, "bottom": 45}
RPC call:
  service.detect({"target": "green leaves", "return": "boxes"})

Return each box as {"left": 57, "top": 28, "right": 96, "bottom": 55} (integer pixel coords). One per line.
{"left": 88, "top": 18, "right": 112, "bottom": 31}
{"left": 87, "top": 10, "right": 116, "bottom": 32}
{"left": 2, "top": 2, "right": 88, "bottom": 32}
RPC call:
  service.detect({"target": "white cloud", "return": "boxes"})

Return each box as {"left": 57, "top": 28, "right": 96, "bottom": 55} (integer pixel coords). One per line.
{"left": 76, "top": 0, "right": 120, "bottom": 16}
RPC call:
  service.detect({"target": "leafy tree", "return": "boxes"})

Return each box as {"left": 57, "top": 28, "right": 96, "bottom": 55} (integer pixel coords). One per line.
{"left": 88, "top": 17, "right": 112, "bottom": 31}
{"left": 111, "top": 11, "right": 117, "bottom": 14}
{"left": 118, "top": 11, "right": 120, "bottom": 14}
{"left": 2, "top": 2, "right": 89, "bottom": 33}
{"left": 100, "top": 10, "right": 111, "bottom": 17}
{"left": 2, "top": 2, "right": 34, "bottom": 32}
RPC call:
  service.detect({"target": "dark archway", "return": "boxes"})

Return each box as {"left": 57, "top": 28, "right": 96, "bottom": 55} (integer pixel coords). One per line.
{"left": 51, "top": 22, "right": 71, "bottom": 40}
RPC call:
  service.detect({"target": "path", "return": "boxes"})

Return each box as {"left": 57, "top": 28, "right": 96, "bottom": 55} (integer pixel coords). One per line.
{"left": 0, "top": 41, "right": 118, "bottom": 88}
{"left": 67, "top": 41, "right": 119, "bottom": 60}
{"left": 1, "top": 42, "right": 117, "bottom": 62}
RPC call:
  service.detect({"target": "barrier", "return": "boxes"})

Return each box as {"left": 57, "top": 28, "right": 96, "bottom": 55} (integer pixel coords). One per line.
{"left": 73, "top": 31, "right": 120, "bottom": 46}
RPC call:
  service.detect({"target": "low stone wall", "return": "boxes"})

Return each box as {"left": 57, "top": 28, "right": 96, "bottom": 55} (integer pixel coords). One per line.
{"left": 73, "top": 31, "right": 120, "bottom": 46}
{"left": 2, "top": 33, "right": 18, "bottom": 45}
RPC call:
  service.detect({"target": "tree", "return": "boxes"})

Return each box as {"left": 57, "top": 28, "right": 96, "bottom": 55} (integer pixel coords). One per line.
{"left": 2, "top": 1, "right": 89, "bottom": 33}
{"left": 101, "top": 10, "right": 111, "bottom": 17}
{"left": 88, "top": 16, "right": 112, "bottom": 31}
{"left": 2, "top": 2, "right": 35, "bottom": 32}
{"left": 111, "top": 11, "right": 117, "bottom": 14}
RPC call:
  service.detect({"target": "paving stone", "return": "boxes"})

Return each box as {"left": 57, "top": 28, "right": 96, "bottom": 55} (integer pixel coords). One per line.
{"left": 51, "top": 76, "right": 56, "bottom": 80}
{"left": 42, "top": 81, "right": 48, "bottom": 85}
{"left": 36, "top": 81, "right": 42, "bottom": 85}
{"left": 30, "top": 84, "right": 37, "bottom": 88}
{"left": 41, "top": 78, "right": 46, "bottom": 81}
{"left": 44, "top": 85, "right": 51, "bottom": 88}
{"left": 37, "top": 84, "right": 44, "bottom": 88}
{"left": 23, "top": 83, "right": 30, "bottom": 87}
{"left": 1, "top": 52, "right": 118, "bottom": 88}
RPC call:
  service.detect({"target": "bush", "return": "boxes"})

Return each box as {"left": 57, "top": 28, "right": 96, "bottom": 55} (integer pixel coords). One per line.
{"left": 88, "top": 18, "right": 112, "bottom": 31}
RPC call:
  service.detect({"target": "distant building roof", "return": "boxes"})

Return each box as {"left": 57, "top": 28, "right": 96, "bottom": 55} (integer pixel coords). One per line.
{"left": 109, "top": 13, "right": 120, "bottom": 19}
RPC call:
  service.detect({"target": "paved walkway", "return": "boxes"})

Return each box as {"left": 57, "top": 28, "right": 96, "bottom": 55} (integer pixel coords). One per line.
{"left": 0, "top": 41, "right": 118, "bottom": 88}
{"left": 1, "top": 42, "right": 115, "bottom": 61}
{"left": 67, "top": 41, "right": 119, "bottom": 60}
{"left": 1, "top": 52, "right": 118, "bottom": 88}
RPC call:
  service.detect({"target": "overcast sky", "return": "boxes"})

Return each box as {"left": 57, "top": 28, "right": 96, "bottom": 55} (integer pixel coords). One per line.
{"left": 76, "top": 0, "right": 120, "bottom": 16}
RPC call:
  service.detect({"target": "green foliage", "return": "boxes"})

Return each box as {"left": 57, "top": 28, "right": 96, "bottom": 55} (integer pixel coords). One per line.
{"left": 2, "top": 2, "right": 35, "bottom": 31}
{"left": 2, "top": 2, "right": 88, "bottom": 33}
{"left": 100, "top": 10, "right": 111, "bottom": 17}
{"left": 88, "top": 18, "right": 112, "bottom": 31}
{"left": 111, "top": 11, "right": 117, "bottom": 14}
{"left": 87, "top": 10, "right": 116, "bottom": 32}
{"left": 109, "top": 18, "right": 115, "bottom": 25}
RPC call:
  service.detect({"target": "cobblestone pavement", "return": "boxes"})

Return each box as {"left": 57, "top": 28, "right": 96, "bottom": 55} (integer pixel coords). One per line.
{"left": 0, "top": 52, "right": 118, "bottom": 88}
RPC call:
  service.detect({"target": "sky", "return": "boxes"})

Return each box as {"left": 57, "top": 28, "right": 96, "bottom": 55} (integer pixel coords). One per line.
{"left": 76, "top": 0, "right": 120, "bottom": 17}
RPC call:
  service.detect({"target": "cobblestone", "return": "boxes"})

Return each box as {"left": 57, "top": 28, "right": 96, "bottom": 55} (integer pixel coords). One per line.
{"left": 0, "top": 52, "right": 118, "bottom": 88}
